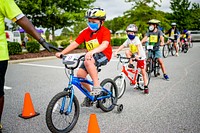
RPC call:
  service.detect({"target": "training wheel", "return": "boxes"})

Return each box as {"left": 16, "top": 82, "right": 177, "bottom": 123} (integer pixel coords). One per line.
{"left": 117, "top": 104, "right": 123, "bottom": 113}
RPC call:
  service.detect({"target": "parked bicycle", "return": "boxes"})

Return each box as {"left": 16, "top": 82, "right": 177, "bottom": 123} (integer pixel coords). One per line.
{"left": 146, "top": 44, "right": 161, "bottom": 80}
{"left": 113, "top": 54, "right": 149, "bottom": 99}
{"left": 46, "top": 54, "right": 123, "bottom": 133}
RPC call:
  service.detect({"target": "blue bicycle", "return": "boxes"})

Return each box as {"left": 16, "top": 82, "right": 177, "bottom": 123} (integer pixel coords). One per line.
{"left": 46, "top": 54, "right": 123, "bottom": 133}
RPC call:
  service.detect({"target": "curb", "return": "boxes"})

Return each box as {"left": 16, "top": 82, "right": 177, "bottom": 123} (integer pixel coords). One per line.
{"left": 8, "top": 56, "right": 56, "bottom": 64}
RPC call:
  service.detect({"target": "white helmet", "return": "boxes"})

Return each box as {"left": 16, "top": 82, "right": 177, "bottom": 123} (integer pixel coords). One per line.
{"left": 85, "top": 7, "right": 106, "bottom": 20}
{"left": 171, "top": 22, "right": 176, "bottom": 26}
{"left": 126, "top": 24, "right": 138, "bottom": 32}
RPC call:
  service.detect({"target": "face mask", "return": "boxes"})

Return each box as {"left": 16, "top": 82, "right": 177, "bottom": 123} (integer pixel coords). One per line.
{"left": 149, "top": 25, "right": 154, "bottom": 31}
{"left": 128, "top": 34, "right": 135, "bottom": 40}
{"left": 87, "top": 22, "right": 99, "bottom": 31}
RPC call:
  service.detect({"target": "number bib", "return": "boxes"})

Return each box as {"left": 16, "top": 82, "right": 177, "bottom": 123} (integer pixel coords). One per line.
{"left": 149, "top": 35, "right": 158, "bottom": 43}
{"left": 86, "top": 39, "right": 100, "bottom": 51}
{"left": 129, "top": 44, "right": 138, "bottom": 53}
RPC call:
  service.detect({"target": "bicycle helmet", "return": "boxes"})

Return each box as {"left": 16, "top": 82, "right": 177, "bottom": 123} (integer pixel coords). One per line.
{"left": 171, "top": 22, "right": 176, "bottom": 26}
{"left": 147, "top": 19, "right": 160, "bottom": 25}
{"left": 85, "top": 7, "right": 106, "bottom": 20}
{"left": 126, "top": 24, "right": 138, "bottom": 32}
{"left": 183, "top": 29, "right": 188, "bottom": 34}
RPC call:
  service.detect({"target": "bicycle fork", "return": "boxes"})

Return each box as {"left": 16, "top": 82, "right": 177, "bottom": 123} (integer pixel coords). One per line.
{"left": 59, "top": 87, "right": 74, "bottom": 115}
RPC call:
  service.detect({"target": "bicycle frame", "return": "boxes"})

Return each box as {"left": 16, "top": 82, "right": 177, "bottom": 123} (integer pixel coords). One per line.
{"left": 120, "top": 65, "right": 139, "bottom": 85}
{"left": 61, "top": 56, "right": 112, "bottom": 114}
{"left": 117, "top": 54, "right": 139, "bottom": 86}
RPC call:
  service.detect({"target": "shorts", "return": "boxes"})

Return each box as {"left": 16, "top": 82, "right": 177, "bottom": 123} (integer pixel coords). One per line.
{"left": 148, "top": 50, "right": 162, "bottom": 58}
{"left": 80, "top": 52, "right": 108, "bottom": 72}
{"left": 0, "top": 60, "right": 8, "bottom": 97}
{"left": 137, "top": 60, "right": 146, "bottom": 69}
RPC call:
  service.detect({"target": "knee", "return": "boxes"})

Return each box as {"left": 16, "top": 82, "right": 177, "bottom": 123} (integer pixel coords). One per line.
{"left": 77, "top": 71, "right": 84, "bottom": 78}
{"left": 84, "top": 60, "right": 94, "bottom": 68}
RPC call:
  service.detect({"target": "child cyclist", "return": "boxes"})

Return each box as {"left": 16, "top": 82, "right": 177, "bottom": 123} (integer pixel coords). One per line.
{"left": 55, "top": 7, "right": 112, "bottom": 106}
{"left": 141, "top": 19, "right": 169, "bottom": 81}
{"left": 114, "top": 24, "right": 149, "bottom": 94}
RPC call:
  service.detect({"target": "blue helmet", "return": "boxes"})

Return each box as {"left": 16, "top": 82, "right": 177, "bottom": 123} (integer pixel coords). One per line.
{"left": 183, "top": 29, "right": 188, "bottom": 34}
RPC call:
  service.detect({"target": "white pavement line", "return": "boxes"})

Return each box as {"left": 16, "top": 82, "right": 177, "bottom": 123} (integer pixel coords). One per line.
{"left": 19, "top": 63, "right": 64, "bottom": 69}
{"left": 4, "top": 86, "right": 12, "bottom": 90}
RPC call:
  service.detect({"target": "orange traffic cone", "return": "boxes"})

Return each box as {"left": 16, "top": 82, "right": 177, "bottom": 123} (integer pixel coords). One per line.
{"left": 87, "top": 114, "right": 100, "bottom": 133}
{"left": 19, "top": 92, "right": 40, "bottom": 119}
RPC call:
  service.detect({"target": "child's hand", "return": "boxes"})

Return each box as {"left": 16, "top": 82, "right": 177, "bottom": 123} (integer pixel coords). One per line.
{"left": 55, "top": 52, "right": 62, "bottom": 58}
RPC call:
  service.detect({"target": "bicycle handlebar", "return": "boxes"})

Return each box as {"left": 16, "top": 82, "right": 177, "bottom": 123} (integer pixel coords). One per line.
{"left": 61, "top": 54, "right": 85, "bottom": 70}
{"left": 117, "top": 54, "right": 138, "bottom": 63}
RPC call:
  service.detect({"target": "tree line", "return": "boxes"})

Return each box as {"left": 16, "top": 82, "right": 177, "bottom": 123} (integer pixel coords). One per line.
{"left": 11, "top": 0, "right": 200, "bottom": 40}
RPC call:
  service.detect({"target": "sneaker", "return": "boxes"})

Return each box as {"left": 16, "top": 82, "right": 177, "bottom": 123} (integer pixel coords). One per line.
{"left": 81, "top": 97, "right": 92, "bottom": 107}
{"left": 176, "top": 53, "right": 179, "bottom": 57}
{"left": 90, "top": 86, "right": 102, "bottom": 96}
{"left": 163, "top": 74, "right": 169, "bottom": 81}
{"left": 128, "top": 64, "right": 134, "bottom": 68}
{"left": 144, "top": 86, "right": 149, "bottom": 94}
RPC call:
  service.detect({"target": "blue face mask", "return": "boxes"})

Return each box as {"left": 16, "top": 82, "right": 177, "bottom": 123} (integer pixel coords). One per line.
{"left": 128, "top": 34, "right": 135, "bottom": 40}
{"left": 87, "top": 22, "right": 99, "bottom": 31}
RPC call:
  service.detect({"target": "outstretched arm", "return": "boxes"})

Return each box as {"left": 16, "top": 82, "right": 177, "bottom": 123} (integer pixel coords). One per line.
{"left": 16, "top": 16, "right": 41, "bottom": 42}
{"left": 16, "top": 16, "right": 60, "bottom": 52}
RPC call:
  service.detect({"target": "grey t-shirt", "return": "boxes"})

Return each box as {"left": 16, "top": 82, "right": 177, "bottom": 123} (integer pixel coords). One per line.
{"left": 146, "top": 30, "right": 163, "bottom": 50}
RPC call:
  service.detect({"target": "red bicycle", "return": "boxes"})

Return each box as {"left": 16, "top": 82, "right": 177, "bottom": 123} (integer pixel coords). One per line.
{"left": 113, "top": 54, "right": 149, "bottom": 99}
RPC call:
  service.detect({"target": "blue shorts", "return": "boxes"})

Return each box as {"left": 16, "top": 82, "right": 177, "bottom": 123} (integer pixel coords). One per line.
{"left": 148, "top": 50, "right": 162, "bottom": 58}
{"left": 80, "top": 52, "right": 108, "bottom": 72}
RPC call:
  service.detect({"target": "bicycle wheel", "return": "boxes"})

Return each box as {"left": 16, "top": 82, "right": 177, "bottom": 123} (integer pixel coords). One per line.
{"left": 137, "top": 71, "right": 149, "bottom": 90}
{"left": 98, "top": 78, "right": 118, "bottom": 112}
{"left": 171, "top": 44, "right": 176, "bottom": 56}
{"left": 162, "top": 44, "right": 169, "bottom": 58}
{"left": 184, "top": 44, "right": 189, "bottom": 53}
{"left": 146, "top": 58, "right": 152, "bottom": 80}
{"left": 46, "top": 91, "right": 80, "bottom": 133}
{"left": 154, "top": 58, "right": 160, "bottom": 77}
{"left": 113, "top": 75, "right": 126, "bottom": 99}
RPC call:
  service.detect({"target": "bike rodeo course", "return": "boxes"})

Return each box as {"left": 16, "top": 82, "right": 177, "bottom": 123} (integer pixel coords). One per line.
{"left": 3, "top": 42, "right": 200, "bottom": 133}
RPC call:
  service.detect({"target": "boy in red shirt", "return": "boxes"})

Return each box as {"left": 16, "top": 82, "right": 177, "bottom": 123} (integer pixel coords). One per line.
{"left": 56, "top": 7, "right": 112, "bottom": 106}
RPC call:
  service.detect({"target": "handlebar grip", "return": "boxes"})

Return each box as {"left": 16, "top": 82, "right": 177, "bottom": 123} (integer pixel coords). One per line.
{"left": 60, "top": 54, "right": 63, "bottom": 58}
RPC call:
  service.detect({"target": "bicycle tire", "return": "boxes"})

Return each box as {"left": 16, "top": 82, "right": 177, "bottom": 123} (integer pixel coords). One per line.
{"left": 113, "top": 75, "right": 126, "bottom": 99}
{"left": 184, "top": 44, "right": 188, "bottom": 53}
{"left": 46, "top": 91, "right": 80, "bottom": 133}
{"left": 171, "top": 44, "right": 176, "bottom": 56}
{"left": 154, "top": 58, "right": 160, "bottom": 77}
{"left": 98, "top": 78, "right": 118, "bottom": 112}
{"left": 146, "top": 58, "right": 152, "bottom": 80}
{"left": 162, "top": 44, "right": 169, "bottom": 58}
{"left": 137, "top": 71, "right": 149, "bottom": 90}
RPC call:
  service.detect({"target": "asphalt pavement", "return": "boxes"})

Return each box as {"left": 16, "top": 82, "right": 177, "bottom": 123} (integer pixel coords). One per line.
{"left": 3, "top": 42, "right": 200, "bottom": 133}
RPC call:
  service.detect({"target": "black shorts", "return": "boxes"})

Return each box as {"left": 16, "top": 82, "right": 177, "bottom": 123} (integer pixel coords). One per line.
{"left": 80, "top": 52, "right": 108, "bottom": 72}
{"left": 0, "top": 60, "right": 8, "bottom": 97}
